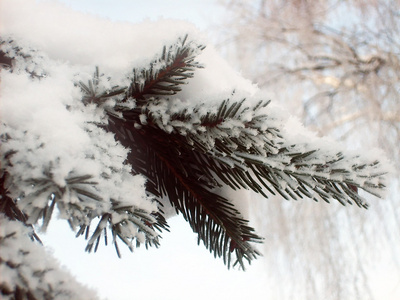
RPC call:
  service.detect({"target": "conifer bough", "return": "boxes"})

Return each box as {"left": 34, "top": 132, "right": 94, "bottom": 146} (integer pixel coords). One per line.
{"left": 0, "top": 34, "right": 388, "bottom": 272}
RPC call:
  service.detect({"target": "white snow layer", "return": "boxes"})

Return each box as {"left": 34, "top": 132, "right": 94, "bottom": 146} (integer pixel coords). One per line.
{"left": 0, "top": 216, "right": 99, "bottom": 299}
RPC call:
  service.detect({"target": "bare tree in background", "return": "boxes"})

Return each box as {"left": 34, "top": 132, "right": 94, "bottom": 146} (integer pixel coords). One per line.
{"left": 217, "top": 1, "right": 400, "bottom": 299}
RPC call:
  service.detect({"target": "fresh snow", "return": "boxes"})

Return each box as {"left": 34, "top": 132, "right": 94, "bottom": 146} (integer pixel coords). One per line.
{"left": 0, "top": 216, "right": 98, "bottom": 299}
{"left": 0, "top": 0, "right": 393, "bottom": 298}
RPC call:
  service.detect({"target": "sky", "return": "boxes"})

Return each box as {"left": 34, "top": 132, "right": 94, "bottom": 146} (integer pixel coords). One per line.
{"left": 37, "top": 1, "right": 272, "bottom": 300}
{"left": 54, "top": 0, "right": 225, "bottom": 30}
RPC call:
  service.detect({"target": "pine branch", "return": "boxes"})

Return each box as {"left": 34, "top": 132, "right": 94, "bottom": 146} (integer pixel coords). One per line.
{"left": 76, "top": 200, "right": 166, "bottom": 257}
{"left": 1, "top": 161, "right": 162, "bottom": 255}
{"left": 139, "top": 96, "right": 387, "bottom": 208}
{"left": 0, "top": 217, "right": 98, "bottom": 300}
{"left": 77, "top": 35, "right": 389, "bottom": 269}
{"left": 107, "top": 112, "right": 262, "bottom": 269}
{"left": 18, "top": 174, "right": 103, "bottom": 230}
{"left": 102, "top": 36, "right": 387, "bottom": 268}
{"left": 0, "top": 171, "right": 42, "bottom": 244}
{"left": 98, "top": 37, "right": 263, "bottom": 266}
{"left": 125, "top": 34, "right": 205, "bottom": 103}
{"left": 78, "top": 66, "right": 126, "bottom": 106}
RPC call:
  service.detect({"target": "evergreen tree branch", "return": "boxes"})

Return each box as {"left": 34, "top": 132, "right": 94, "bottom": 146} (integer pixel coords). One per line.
{"left": 100, "top": 35, "right": 388, "bottom": 268}
{"left": 139, "top": 96, "right": 387, "bottom": 209}
{"left": 125, "top": 34, "right": 205, "bottom": 103}
{"left": 78, "top": 66, "right": 126, "bottom": 106}
{"left": 1, "top": 151, "right": 162, "bottom": 256}
{"left": 0, "top": 171, "right": 42, "bottom": 244}
{"left": 107, "top": 113, "right": 262, "bottom": 268}
{"left": 0, "top": 216, "right": 98, "bottom": 300}
{"left": 76, "top": 200, "right": 166, "bottom": 257}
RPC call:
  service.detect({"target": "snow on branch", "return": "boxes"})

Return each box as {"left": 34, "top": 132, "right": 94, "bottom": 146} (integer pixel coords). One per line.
{"left": 0, "top": 216, "right": 99, "bottom": 300}
{"left": 135, "top": 91, "right": 388, "bottom": 207}
{"left": 126, "top": 34, "right": 205, "bottom": 102}
{"left": 0, "top": 37, "right": 163, "bottom": 256}
{"left": 0, "top": 0, "right": 391, "bottom": 274}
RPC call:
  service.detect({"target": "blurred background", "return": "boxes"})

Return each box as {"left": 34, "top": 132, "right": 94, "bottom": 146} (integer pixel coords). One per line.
{"left": 42, "top": 1, "right": 400, "bottom": 299}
